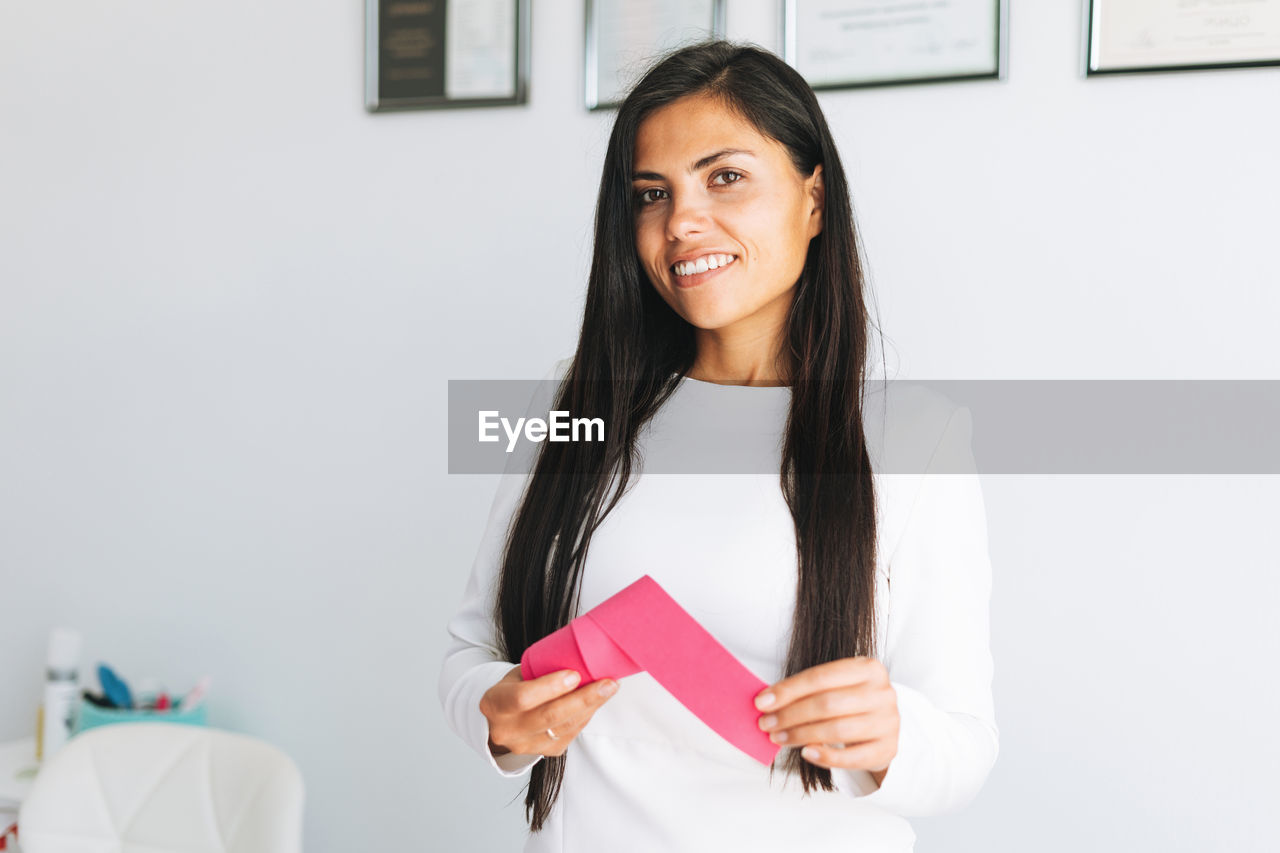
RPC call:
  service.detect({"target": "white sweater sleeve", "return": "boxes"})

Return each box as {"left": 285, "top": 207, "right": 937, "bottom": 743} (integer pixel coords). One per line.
{"left": 836, "top": 405, "right": 1000, "bottom": 816}
{"left": 437, "top": 358, "right": 572, "bottom": 779}
{"left": 438, "top": 469, "right": 545, "bottom": 778}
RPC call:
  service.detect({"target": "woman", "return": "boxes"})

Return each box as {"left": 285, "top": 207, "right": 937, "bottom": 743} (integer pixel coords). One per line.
{"left": 439, "top": 40, "right": 997, "bottom": 852}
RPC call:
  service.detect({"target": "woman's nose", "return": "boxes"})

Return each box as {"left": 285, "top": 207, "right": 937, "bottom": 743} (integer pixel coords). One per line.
{"left": 666, "top": 192, "right": 711, "bottom": 241}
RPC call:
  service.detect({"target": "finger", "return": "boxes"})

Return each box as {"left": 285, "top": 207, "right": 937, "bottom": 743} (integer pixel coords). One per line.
{"left": 543, "top": 696, "right": 607, "bottom": 742}
{"left": 799, "top": 739, "right": 888, "bottom": 770}
{"left": 757, "top": 686, "right": 875, "bottom": 735}
{"left": 531, "top": 678, "right": 619, "bottom": 728}
{"left": 769, "top": 713, "right": 884, "bottom": 749}
{"left": 507, "top": 669, "right": 584, "bottom": 713}
{"left": 536, "top": 680, "right": 620, "bottom": 746}
{"left": 535, "top": 716, "right": 582, "bottom": 753}
{"left": 755, "top": 657, "right": 878, "bottom": 712}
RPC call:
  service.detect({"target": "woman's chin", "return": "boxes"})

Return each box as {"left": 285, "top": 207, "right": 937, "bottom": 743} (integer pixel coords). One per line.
{"left": 680, "top": 309, "right": 747, "bottom": 332}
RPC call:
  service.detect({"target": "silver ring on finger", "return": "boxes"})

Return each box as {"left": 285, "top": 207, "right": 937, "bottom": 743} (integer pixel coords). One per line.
{"left": 546, "top": 727, "right": 559, "bottom": 740}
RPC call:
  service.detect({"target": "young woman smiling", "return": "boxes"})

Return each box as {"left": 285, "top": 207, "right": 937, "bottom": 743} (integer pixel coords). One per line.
{"left": 440, "top": 40, "right": 998, "bottom": 852}
{"left": 631, "top": 91, "right": 824, "bottom": 384}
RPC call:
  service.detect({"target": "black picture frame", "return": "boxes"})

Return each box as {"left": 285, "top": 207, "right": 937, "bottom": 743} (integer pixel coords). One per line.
{"left": 365, "top": 0, "right": 530, "bottom": 112}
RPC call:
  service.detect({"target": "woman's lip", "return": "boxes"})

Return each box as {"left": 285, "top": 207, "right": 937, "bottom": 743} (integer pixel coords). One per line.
{"left": 672, "top": 258, "right": 736, "bottom": 289}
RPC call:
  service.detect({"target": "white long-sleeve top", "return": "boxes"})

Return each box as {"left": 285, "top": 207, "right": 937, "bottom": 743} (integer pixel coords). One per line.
{"left": 439, "top": 358, "right": 999, "bottom": 852}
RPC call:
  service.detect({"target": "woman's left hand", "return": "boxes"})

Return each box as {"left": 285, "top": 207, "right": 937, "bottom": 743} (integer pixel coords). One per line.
{"left": 754, "top": 656, "right": 899, "bottom": 780}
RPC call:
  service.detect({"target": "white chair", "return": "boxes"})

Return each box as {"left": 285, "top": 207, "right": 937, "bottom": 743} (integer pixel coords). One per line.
{"left": 18, "top": 722, "right": 303, "bottom": 853}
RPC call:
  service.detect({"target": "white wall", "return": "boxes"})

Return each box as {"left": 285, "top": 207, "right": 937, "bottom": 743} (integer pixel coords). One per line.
{"left": 1, "top": 1, "right": 1276, "bottom": 851}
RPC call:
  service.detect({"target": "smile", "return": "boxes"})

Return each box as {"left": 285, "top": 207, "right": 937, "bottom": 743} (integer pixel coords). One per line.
{"left": 671, "top": 254, "right": 737, "bottom": 289}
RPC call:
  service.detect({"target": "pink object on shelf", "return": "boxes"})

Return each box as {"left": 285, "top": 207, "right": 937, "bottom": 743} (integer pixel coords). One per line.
{"left": 520, "top": 574, "right": 779, "bottom": 765}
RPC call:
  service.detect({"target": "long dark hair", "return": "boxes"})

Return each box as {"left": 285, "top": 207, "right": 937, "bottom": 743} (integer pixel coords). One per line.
{"left": 494, "top": 39, "right": 881, "bottom": 833}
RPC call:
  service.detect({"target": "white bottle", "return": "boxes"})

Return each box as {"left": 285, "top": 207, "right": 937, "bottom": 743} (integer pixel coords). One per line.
{"left": 41, "top": 627, "right": 82, "bottom": 762}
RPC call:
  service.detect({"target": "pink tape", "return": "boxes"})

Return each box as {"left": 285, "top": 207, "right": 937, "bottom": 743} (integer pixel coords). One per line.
{"left": 520, "top": 574, "right": 779, "bottom": 765}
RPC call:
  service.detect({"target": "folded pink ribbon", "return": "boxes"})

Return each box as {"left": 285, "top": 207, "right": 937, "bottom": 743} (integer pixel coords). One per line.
{"left": 520, "top": 574, "right": 779, "bottom": 765}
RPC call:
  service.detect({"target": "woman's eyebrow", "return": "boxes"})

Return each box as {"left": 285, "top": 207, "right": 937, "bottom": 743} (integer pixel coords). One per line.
{"left": 631, "top": 148, "right": 756, "bottom": 181}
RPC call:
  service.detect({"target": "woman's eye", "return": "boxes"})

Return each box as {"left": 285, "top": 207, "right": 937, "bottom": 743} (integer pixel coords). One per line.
{"left": 636, "top": 188, "right": 666, "bottom": 206}
{"left": 635, "top": 172, "right": 742, "bottom": 207}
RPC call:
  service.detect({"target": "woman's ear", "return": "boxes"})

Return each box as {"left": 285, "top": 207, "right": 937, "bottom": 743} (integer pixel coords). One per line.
{"left": 808, "top": 164, "right": 825, "bottom": 238}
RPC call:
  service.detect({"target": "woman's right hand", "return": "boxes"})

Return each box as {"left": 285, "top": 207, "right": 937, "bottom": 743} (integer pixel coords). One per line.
{"left": 480, "top": 665, "right": 620, "bottom": 758}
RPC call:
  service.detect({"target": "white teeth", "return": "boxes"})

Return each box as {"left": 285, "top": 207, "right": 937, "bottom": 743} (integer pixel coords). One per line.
{"left": 674, "top": 254, "right": 736, "bottom": 277}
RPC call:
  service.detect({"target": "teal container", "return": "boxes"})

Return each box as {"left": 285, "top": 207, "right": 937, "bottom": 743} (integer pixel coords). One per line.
{"left": 73, "top": 696, "right": 208, "bottom": 735}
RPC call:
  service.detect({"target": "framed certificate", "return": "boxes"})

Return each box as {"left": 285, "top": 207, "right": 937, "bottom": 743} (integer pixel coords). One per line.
{"left": 585, "top": 0, "right": 726, "bottom": 111}
{"left": 365, "top": 0, "right": 529, "bottom": 111}
{"left": 782, "top": 0, "right": 1008, "bottom": 91}
{"left": 1085, "top": 0, "right": 1280, "bottom": 75}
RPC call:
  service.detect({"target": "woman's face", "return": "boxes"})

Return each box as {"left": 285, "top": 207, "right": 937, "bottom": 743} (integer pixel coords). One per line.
{"left": 632, "top": 92, "right": 824, "bottom": 336}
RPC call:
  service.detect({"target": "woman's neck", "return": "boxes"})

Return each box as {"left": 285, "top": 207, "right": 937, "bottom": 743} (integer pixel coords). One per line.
{"left": 686, "top": 344, "right": 792, "bottom": 386}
